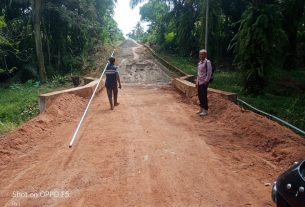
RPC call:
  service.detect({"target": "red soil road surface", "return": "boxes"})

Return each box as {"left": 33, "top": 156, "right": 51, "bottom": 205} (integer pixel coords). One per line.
{"left": 1, "top": 40, "right": 305, "bottom": 207}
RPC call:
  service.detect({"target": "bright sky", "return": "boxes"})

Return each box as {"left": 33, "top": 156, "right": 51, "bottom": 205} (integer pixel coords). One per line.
{"left": 113, "top": 0, "right": 148, "bottom": 36}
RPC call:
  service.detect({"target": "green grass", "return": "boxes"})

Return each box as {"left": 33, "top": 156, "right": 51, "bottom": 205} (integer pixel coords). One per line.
{"left": 159, "top": 53, "right": 305, "bottom": 132}
{"left": 159, "top": 53, "right": 198, "bottom": 75}
{"left": 0, "top": 121, "right": 18, "bottom": 134}
{"left": 209, "top": 71, "right": 243, "bottom": 94}
{"left": 240, "top": 93, "right": 305, "bottom": 130}
{"left": 0, "top": 78, "right": 70, "bottom": 134}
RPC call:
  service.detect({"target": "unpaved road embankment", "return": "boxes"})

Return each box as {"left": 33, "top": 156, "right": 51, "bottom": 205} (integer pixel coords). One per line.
{"left": 1, "top": 40, "right": 305, "bottom": 207}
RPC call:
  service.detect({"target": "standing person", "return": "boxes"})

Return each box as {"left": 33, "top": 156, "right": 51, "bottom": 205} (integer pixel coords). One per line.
{"left": 196, "top": 49, "right": 212, "bottom": 116}
{"left": 105, "top": 57, "right": 122, "bottom": 110}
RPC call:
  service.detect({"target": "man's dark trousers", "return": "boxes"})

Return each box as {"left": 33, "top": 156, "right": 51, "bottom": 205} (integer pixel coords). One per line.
{"left": 106, "top": 87, "right": 118, "bottom": 105}
{"left": 198, "top": 83, "right": 209, "bottom": 110}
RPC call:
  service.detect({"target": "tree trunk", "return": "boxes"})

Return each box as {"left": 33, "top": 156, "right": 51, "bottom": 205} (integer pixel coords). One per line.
{"left": 30, "top": 0, "right": 46, "bottom": 82}
{"left": 42, "top": 17, "right": 51, "bottom": 67}
{"left": 57, "top": 48, "right": 61, "bottom": 71}
{"left": 47, "top": 35, "right": 51, "bottom": 67}
{"left": 283, "top": 0, "right": 305, "bottom": 69}
{"left": 4, "top": 56, "right": 8, "bottom": 70}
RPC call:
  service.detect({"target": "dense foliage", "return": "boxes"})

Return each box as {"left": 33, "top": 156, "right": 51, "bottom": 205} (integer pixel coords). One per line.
{"left": 230, "top": 1, "right": 287, "bottom": 94}
{"left": 0, "top": 0, "right": 124, "bottom": 83}
{"left": 131, "top": 0, "right": 305, "bottom": 94}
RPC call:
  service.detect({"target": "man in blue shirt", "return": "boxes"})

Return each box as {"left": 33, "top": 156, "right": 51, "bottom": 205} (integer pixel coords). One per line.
{"left": 105, "top": 57, "right": 122, "bottom": 110}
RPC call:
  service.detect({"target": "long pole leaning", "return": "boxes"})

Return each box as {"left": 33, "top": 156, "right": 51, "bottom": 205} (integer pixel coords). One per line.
{"left": 69, "top": 50, "right": 115, "bottom": 148}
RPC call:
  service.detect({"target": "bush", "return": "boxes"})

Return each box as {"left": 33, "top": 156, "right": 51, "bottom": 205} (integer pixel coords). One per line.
{"left": 18, "top": 64, "right": 39, "bottom": 83}
{"left": 50, "top": 74, "right": 68, "bottom": 87}
{"left": 231, "top": 2, "right": 287, "bottom": 95}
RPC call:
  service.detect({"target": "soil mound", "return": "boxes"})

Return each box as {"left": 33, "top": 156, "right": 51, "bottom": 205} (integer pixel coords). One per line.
{"left": 206, "top": 93, "right": 305, "bottom": 169}
{"left": 0, "top": 94, "right": 86, "bottom": 166}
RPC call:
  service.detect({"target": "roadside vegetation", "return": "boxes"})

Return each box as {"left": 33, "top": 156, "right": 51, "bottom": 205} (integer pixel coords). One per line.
{"left": 160, "top": 53, "right": 305, "bottom": 132}
{"left": 0, "top": 0, "right": 124, "bottom": 134}
{"left": 129, "top": 0, "right": 305, "bottom": 132}
{"left": 0, "top": 77, "right": 69, "bottom": 134}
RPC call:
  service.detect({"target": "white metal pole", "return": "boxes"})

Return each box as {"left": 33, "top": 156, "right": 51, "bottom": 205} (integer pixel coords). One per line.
{"left": 69, "top": 50, "right": 115, "bottom": 148}
{"left": 205, "top": 0, "right": 210, "bottom": 51}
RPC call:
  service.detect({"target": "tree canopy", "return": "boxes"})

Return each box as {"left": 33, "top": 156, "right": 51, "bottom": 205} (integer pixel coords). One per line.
{"left": 0, "top": 0, "right": 124, "bottom": 83}
{"left": 131, "top": 0, "right": 305, "bottom": 94}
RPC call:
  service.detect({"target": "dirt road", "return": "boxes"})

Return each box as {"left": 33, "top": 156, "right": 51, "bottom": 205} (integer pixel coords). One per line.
{"left": 1, "top": 40, "right": 305, "bottom": 207}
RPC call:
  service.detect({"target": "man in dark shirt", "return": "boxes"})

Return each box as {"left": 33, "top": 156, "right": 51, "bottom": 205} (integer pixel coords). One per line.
{"left": 105, "top": 57, "right": 121, "bottom": 110}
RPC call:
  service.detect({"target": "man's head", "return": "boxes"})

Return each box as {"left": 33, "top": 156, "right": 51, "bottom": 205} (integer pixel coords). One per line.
{"left": 108, "top": 57, "right": 115, "bottom": 64}
{"left": 199, "top": 49, "right": 207, "bottom": 61}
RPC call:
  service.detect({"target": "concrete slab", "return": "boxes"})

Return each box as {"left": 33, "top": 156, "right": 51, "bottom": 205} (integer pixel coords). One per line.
{"left": 172, "top": 75, "right": 237, "bottom": 102}
{"left": 208, "top": 88, "right": 237, "bottom": 102}
{"left": 39, "top": 78, "right": 104, "bottom": 113}
{"left": 172, "top": 78, "right": 197, "bottom": 98}
{"left": 84, "top": 77, "right": 96, "bottom": 84}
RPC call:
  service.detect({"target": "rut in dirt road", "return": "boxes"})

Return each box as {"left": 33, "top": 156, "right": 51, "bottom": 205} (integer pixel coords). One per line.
{"left": 1, "top": 40, "right": 305, "bottom": 207}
